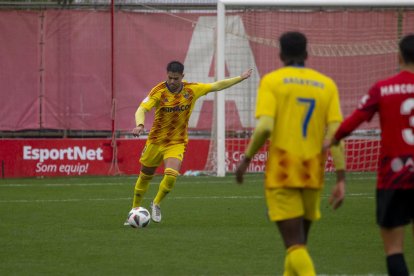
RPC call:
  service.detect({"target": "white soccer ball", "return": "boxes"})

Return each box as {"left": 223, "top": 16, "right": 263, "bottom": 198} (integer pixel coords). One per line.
{"left": 127, "top": 207, "right": 151, "bottom": 228}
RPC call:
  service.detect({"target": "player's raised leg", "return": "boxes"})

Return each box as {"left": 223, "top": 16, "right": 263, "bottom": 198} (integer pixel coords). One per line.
{"left": 150, "top": 147, "right": 183, "bottom": 222}
{"left": 151, "top": 167, "right": 179, "bottom": 222}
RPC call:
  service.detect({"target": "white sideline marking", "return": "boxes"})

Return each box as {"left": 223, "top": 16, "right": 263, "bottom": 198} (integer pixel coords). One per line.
{"left": 0, "top": 197, "right": 131, "bottom": 203}
{"left": 0, "top": 195, "right": 261, "bottom": 203}
{"left": 0, "top": 183, "right": 130, "bottom": 187}
{"left": 0, "top": 180, "right": 249, "bottom": 187}
{"left": 0, "top": 193, "right": 374, "bottom": 203}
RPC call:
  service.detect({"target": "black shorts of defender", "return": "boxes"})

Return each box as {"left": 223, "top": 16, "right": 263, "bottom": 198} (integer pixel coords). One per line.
{"left": 376, "top": 189, "right": 414, "bottom": 228}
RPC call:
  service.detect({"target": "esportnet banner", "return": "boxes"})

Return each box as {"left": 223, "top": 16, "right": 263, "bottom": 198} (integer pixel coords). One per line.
{"left": 0, "top": 139, "right": 208, "bottom": 178}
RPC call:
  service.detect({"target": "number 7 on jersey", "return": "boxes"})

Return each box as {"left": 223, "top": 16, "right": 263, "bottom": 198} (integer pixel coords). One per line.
{"left": 297, "top": 97, "right": 315, "bottom": 138}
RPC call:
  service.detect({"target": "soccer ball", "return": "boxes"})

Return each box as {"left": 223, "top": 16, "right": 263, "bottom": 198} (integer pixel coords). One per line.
{"left": 127, "top": 207, "right": 151, "bottom": 228}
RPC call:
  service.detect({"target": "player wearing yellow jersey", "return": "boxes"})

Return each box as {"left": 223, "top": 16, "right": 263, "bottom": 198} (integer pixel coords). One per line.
{"left": 235, "top": 32, "right": 346, "bottom": 275}
{"left": 126, "top": 61, "right": 252, "bottom": 224}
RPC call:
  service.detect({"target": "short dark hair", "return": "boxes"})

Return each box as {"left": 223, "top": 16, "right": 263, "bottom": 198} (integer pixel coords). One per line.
{"left": 399, "top": 34, "right": 414, "bottom": 64}
{"left": 279, "top": 31, "right": 307, "bottom": 65}
{"left": 166, "top": 61, "right": 184, "bottom": 73}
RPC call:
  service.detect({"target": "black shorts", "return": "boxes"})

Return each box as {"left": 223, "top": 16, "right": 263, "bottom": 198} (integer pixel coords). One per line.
{"left": 376, "top": 189, "right": 414, "bottom": 228}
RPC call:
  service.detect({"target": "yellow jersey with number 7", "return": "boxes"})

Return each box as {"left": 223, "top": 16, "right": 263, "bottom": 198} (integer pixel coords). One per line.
{"left": 256, "top": 66, "right": 343, "bottom": 189}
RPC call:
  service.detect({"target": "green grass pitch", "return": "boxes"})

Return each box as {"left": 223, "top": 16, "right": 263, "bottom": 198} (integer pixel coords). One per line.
{"left": 0, "top": 173, "right": 413, "bottom": 275}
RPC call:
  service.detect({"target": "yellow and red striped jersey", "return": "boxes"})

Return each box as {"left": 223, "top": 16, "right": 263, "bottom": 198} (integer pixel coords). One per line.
{"left": 140, "top": 81, "right": 211, "bottom": 146}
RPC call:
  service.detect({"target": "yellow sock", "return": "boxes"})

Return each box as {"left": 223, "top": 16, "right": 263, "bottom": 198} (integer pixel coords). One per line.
{"left": 153, "top": 168, "right": 178, "bottom": 205}
{"left": 283, "top": 252, "right": 294, "bottom": 276}
{"left": 131, "top": 172, "right": 153, "bottom": 208}
{"left": 285, "top": 245, "right": 316, "bottom": 276}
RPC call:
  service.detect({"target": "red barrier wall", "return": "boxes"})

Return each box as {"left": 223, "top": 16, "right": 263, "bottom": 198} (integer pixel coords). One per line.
{"left": 0, "top": 138, "right": 379, "bottom": 178}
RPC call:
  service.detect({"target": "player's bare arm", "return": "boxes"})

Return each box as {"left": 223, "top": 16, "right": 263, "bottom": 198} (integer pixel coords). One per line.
{"left": 235, "top": 115, "right": 273, "bottom": 184}
{"left": 240, "top": 68, "right": 253, "bottom": 80}
{"left": 210, "top": 68, "right": 253, "bottom": 92}
{"left": 324, "top": 122, "right": 346, "bottom": 209}
{"left": 133, "top": 106, "right": 147, "bottom": 137}
{"left": 132, "top": 124, "right": 145, "bottom": 137}
{"left": 235, "top": 156, "right": 251, "bottom": 184}
{"left": 329, "top": 170, "right": 345, "bottom": 209}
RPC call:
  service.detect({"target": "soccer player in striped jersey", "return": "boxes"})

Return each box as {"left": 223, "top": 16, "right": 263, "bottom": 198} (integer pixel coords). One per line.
{"left": 328, "top": 34, "right": 414, "bottom": 276}
{"left": 235, "top": 32, "right": 346, "bottom": 276}
{"left": 126, "top": 61, "right": 252, "bottom": 223}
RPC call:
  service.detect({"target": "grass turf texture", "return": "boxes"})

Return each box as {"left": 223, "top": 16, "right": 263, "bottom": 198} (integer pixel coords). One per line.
{"left": 0, "top": 173, "right": 413, "bottom": 275}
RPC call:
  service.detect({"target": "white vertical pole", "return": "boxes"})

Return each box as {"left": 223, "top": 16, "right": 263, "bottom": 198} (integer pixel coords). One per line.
{"left": 216, "top": 0, "right": 226, "bottom": 176}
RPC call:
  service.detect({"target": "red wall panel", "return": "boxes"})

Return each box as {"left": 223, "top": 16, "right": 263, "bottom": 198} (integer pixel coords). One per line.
{"left": 0, "top": 138, "right": 378, "bottom": 178}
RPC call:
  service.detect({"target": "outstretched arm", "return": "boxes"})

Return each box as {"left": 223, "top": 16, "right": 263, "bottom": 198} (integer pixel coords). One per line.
{"left": 210, "top": 69, "right": 253, "bottom": 92}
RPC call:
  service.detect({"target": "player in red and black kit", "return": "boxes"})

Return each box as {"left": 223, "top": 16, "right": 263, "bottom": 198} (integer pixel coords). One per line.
{"left": 327, "top": 34, "right": 414, "bottom": 276}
